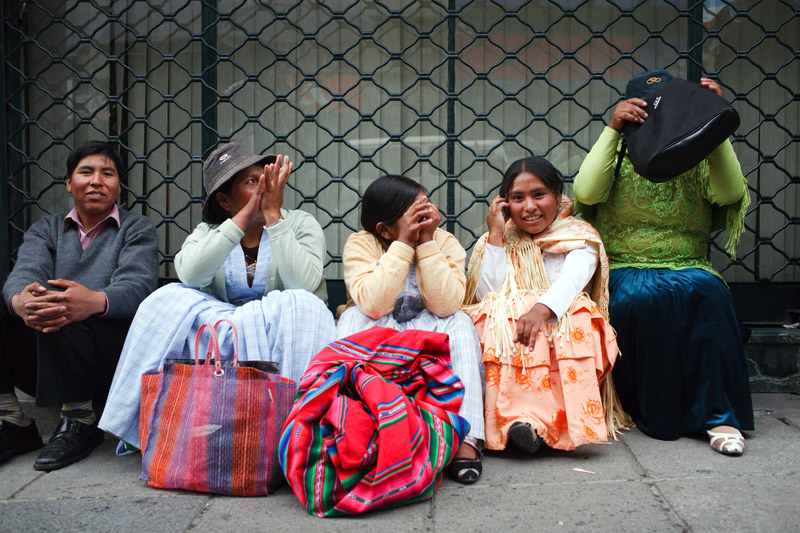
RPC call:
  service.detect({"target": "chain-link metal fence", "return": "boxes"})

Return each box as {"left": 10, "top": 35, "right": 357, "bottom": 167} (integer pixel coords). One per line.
{"left": 2, "top": 0, "right": 798, "bottom": 318}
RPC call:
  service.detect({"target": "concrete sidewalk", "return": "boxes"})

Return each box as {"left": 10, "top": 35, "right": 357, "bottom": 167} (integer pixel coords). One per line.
{"left": 1, "top": 393, "right": 798, "bottom": 532}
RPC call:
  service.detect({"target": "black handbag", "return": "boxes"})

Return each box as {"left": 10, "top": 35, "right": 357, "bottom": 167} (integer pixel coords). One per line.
{"left": 618, "top": 78, "right": 740, "bottom": 182}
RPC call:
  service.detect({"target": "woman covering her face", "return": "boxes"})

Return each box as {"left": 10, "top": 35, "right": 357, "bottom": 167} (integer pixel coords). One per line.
{"left": 99, "top": 143, "right": 337, "bottom": 452}
{"left": 463, "top": 157, "right": 629, "bottom": 453}
{"left": 573, "top": 71, "right": 753, "bottom": 456}
{"left": 337, "top": 175, "right": 485, "bottom": 484}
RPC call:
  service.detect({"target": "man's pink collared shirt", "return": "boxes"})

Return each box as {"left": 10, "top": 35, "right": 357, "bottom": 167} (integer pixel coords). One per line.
{"left": 62, "top": 204, "right": 121, "bottom": 250}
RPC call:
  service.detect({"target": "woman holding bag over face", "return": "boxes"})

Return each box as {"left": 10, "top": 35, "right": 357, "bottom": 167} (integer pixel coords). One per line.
{"left": 336, "top": 175, "right": 485, "bottom": 484}
{"left": 463, "top": 157, "right": 628, "bottom": 454}
{"left": 573, "top": 71, "right": 754, "bottom": 456}
{"left": 100, "top": 143, "right": 337, "bottom": 452}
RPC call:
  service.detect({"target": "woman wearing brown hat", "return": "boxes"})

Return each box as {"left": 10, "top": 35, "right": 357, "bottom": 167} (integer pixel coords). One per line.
{"left": 99, "top": 142, "right": 337, "bottom": 453}
{"left": 573, "top": 71, "right": 754, "bottom": 456}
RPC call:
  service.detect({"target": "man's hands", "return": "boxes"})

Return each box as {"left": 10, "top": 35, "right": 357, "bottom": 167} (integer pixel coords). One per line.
{"left": 515, "top": 303, "right": 555, "bottom": 350}
{"left": 10, "top": 280, "right": 106, "bottom": 333}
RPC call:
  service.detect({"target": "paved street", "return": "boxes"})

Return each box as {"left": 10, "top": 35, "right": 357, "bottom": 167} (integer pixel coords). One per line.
{"left": 1, "top": 393, "right": 798, "bottom": 532}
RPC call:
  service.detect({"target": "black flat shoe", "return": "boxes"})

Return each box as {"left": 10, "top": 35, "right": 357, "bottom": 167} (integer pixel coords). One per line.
{"left": 445, "top": 456, "right": 482, "bottom": 484}
{"left": 0, "top": 419, "right": 43, "bottom": 465}
{"left": 508, "top": 422, "right": 542, "bottom": 454}
{"left": 445, "top": 441, "right": 482, "bottom": 484}
{"left": 33, "top": 418, "right": 103, "bottom": 472}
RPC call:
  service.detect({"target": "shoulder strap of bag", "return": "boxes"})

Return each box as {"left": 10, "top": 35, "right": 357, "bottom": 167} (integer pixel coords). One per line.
{"left": 614, "top": 139, "right": 627, "bottom": 179}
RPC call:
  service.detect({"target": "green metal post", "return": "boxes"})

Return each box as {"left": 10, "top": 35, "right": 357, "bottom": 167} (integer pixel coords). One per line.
{"left": 687, "top": 0, "right": 704, "bottom": 81}
{"left": 201, "top": 0, "right": 219, "bottom": 161}
{"left": 446, "top": 0, "right": 456, "bottom": 233}
{"left": 0, "top": 3, "right": 9, "bottom": 283}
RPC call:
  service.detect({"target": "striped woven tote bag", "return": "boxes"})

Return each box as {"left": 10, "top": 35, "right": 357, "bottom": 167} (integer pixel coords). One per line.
{"left": 140, "top": 319, "right": 296, "bottom": 496}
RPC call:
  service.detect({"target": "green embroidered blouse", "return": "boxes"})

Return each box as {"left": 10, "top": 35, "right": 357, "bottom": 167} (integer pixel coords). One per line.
{"left": 573, "top": 127, "right": 749, "bottom": 277}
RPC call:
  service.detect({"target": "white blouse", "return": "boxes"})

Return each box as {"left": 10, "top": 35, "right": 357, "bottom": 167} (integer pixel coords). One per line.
{"left": 475, "top": 243, "right": 599, "bottom": 321}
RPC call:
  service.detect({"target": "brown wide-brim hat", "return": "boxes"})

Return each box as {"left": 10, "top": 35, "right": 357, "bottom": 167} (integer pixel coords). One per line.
{"left": 202, "top": 142, "right": 276, "bottom": 223}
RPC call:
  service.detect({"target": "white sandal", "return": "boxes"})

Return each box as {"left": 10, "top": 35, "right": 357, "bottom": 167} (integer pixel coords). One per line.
{"left": 706, "top": 429, "right": 745, "bottom": 456}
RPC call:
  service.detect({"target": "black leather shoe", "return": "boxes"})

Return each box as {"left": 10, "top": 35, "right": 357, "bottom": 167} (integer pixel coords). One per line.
{"left": 0, "top": 419, "right": 44, "bottom": 465}
{"left": 444, "top": 456, "right": 482, "bottom": 484}
{"left": 33, "top": 418, "right": 103, "bottom": 471}
{"left": 508, "top": 422, "right": 542, "bottom": 454}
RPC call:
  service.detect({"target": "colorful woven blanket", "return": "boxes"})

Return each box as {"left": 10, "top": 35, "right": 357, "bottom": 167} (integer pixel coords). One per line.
{"left": 279, "top": 327, "right": 469, "bottom": 516}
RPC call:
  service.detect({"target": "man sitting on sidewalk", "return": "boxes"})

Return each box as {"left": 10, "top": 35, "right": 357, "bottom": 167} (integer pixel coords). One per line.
{"left": 0, "top": 140, "right": 158, "bottom": 471}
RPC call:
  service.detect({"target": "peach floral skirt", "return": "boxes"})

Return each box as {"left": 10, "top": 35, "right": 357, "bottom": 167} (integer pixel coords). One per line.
{"left": 468, "top": 292, "right": 618, "bottom": 451}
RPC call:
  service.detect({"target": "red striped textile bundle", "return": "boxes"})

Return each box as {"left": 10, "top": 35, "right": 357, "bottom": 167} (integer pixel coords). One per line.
{"left": 140, "top": 322, "right": 296, "bottom": 496}
{"left": 279, "top": 327, "right": 469, "bottom": 516}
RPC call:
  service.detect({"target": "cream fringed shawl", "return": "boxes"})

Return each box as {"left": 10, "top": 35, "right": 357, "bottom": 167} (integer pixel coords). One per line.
{"left": 463, "top": 198, "right": 609, "bottom": 316}
{"left": 463, "top": 197, "right": 633, "bottom": 436}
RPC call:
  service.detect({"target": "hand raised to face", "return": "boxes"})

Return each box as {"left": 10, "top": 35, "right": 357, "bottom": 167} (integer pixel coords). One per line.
{"left": 224, "top": 168, "right": 267, "bottom": 233}
{"left": 700, "top": 77, "right": 723, "bottom": 97}
{"left": 486, "top": 195, "right": 510, "bottom": 246}
{"left": 415, "top": 195, "right": 443, "bottom": 245}
{"left": 608, "top": 98, "right": 649, "bottom": 131}
{"left": 390, "top": 194, "right": 437, "bottom": 248}
{"left": 260, "top": 154, "right": 293, "bottom": 226}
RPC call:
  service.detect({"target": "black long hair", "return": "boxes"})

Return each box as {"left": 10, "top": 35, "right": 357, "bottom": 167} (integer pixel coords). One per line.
{"left": 65, "top": 140, "right": 123, "bottom": 179}
{"left": 361, "top": 174, "right": 425, "bottom": 247}
{"left": 500, "top": 156, "right": 563, "bottom": 199}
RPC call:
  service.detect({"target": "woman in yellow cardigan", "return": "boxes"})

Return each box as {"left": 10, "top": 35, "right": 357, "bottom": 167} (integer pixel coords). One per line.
{"left": 337, "top": 175, "right": 485, "bottom": 484}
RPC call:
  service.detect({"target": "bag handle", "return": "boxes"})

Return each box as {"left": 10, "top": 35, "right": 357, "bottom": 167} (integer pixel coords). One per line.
{"left": 194, "top": 324, "right": 224, "bottom": 377}
{"left": 614, "top": 139, "right": 627, "bottom": 180}
{"left": 213, "top": 319, "right": 239, "bottom": 367}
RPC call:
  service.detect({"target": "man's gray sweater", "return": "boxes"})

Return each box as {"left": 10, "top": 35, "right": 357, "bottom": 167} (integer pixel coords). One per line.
{"left": 3, "top": 208, "right": 159, "bottom": 320}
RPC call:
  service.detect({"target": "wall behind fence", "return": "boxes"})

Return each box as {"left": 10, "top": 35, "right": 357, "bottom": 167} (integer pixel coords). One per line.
{"left": 3, "top": 0, "right": 798, "bottom": 288}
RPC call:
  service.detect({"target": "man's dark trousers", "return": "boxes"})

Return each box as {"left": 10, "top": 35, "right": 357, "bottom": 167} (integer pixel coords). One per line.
{"left": 0, "top": 305, "right": 131, "bottom": 414}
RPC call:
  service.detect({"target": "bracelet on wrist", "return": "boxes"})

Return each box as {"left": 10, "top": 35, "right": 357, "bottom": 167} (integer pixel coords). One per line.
{"left": 264, "top": 217, "right": 284, "bottom": 229}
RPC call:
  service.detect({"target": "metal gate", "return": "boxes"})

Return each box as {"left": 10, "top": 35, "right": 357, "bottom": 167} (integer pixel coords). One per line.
{"left": 2, "top": 1, "right": 798, "bottom": 321}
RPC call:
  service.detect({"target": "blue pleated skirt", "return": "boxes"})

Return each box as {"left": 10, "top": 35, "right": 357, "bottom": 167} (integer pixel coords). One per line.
{"left": 609, "top": 267, "right": 754, "bottom": 440}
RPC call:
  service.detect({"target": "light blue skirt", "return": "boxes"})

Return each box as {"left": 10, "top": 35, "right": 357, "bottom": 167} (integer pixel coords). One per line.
{"left": 99, "top": 284, "right": 337, "bottom": 449}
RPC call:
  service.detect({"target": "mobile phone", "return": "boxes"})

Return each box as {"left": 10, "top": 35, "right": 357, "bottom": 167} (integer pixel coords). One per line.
{"left": 500, "top": 196, "right": 510, "bottom": 218}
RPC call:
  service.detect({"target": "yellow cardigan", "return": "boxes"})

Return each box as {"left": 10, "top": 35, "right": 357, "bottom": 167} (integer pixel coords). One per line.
{"left": 342, "top": 228, "right": 467, "bottom": 319}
